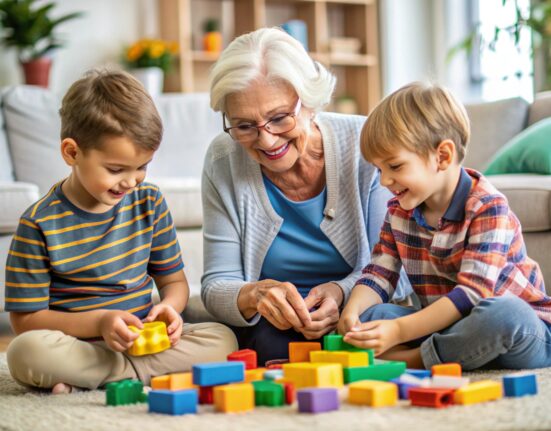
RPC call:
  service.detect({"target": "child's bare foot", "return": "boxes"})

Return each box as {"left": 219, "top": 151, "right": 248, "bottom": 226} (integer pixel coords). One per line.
{"left": 52, "top": 383, "right": 73, "bottom": 394}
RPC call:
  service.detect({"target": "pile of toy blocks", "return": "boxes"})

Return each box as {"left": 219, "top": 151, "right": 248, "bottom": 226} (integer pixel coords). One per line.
{"left": 105, "top": 333, "right": 539, "bottom": 414}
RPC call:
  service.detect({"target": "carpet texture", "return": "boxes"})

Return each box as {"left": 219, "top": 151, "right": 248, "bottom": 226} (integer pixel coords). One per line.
{"left": 0, "top": 353, "right": 550, "bottom": 431}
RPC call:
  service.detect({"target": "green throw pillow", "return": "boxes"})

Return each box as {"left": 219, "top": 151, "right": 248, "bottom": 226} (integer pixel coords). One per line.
{"left": 484, "top": 117, "right": 551, "bottom": 175}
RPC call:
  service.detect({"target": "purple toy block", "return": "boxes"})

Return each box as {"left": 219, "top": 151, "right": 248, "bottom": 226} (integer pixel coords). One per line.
{"left": 297, "top": 388, "right": 339, "bottom": 413}
{"left": 192, "top": 362, "right": 245, "bottom": 386}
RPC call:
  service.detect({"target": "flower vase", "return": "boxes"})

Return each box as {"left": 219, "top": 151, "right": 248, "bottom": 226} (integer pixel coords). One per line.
{"left": 128, "top": 67, "right": 164, "bottom": 97}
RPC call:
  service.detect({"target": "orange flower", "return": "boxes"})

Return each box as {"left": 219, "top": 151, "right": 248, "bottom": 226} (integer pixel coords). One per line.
{"left": 126, "top": 43, "right": 144, "bottom": 61}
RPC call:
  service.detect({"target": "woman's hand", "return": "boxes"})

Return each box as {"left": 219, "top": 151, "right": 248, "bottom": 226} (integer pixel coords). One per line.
{"left": 98, "top": 310, "right": 142, "bottom": 352}
{"left": 298, "top": 283, "right": 343, "bottom": 339}
{"left": 145, "top": 303, "right": 184, "bottom": 346}
{"left": 343, "top": 319, "right": 402, "bottom": 355}
{"left": 249, "top": 279, "right": 312, "bottom": 330}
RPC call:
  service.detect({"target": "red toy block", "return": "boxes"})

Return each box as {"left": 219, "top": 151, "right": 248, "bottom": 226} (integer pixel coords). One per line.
{"left": 408, "top": 387, "right": 455, "bottom": 408}
{"left": 198, "top": 385, "right": 214, "bottom": 404}
{"left": 283, "top": 382, "right": 295, "bottom": 405}
{"left": 227, "top": 349, "right": 258, "bottom": 370}
{"left": 265, "top": 359, "right": 289, "bottom": 369}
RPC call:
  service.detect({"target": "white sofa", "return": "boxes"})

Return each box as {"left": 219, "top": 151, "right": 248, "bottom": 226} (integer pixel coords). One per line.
{"left": 0, "top": 85, "right": 222, "bottom": 318}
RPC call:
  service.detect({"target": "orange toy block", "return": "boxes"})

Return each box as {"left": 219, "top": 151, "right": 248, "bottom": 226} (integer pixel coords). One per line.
{"left": 213, "top": 383, "right": 255, "bottom": 413}
{"left": 282, "top": 362, "right": 343, "bottom": 389}
{"left": 288, "top": 342, "right": 322, "bottom": 362}
{"left": 244, "top": 368, "right": 267, "bottom": 383}
{"left": 348, "top": 380, "right": 398, "bottom": 407}
{"left": 127, "top": 321, "right": 171, "bottom": 356}
{"left": 310, "top": 350, "right": 369, "bottom": 367}
{"left": 431, "top": 363, "right": 462, "bottom": 377}
{"left": 151, "top": 372, "right": 196, "bottom": 390}
{"left": 453, "top": 380, "right": 503, "bottom": 405}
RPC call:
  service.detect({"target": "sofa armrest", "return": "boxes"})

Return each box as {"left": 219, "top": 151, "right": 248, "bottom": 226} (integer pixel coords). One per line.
{"left": 0, "top": 181, "right": 40, "bottom": 233}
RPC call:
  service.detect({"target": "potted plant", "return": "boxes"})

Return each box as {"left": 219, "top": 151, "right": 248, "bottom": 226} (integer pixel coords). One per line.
{"left": 0, "top": 0, "right": 82, "bottom": 87}
{"left": 448, "top": 0, "right": 551, "bottom": 91}
{"left": 124, "top": 38, "right": 178, "bottom": 96}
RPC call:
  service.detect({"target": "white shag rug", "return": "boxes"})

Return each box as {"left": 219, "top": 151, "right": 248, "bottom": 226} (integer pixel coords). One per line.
{"left": 1, "top": 353, "right": 550, "bottom": 431}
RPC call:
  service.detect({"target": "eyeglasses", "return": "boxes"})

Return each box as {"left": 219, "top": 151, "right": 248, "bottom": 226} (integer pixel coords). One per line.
{"left": 223, "top": 99, "right": 302, "bottom": 143}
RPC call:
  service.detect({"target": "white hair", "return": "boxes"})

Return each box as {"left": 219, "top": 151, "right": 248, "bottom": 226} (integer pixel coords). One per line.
{"left": 209, "top": 27, "right": 336, "bottom": 113}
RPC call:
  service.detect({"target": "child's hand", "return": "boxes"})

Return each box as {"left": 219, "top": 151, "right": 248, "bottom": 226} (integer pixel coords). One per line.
{"left": 343, "top": 319, "right": 401, "bottom": 355}
{"left": 98, "top": 310, "right": 142, "bottom": 352}
{"left": 337, "top": 310, "right": 360, "bottom": 336}
{"left": 144, "top": 303, "right": 183, "bottom": 346}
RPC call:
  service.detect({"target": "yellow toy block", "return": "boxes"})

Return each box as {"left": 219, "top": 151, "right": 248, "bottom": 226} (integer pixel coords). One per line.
{"left": 151, "top": 372, "right": 196, "bottom": 390}
{"left": 348, "top": 380, "right": 398, "bottom": 407}
{"left": 431, "top": 363, "right": 462, "bottom": 377}
{"left": 288, "top": 342, "right": 322, "bottom": 362}
{"left": 453, "top": 380, "right": 503, "bottom": 405}
{"left": 282, "top": 362, "right": 343, "bottom": 389}
{"left": 310, "top": 350, "right": 369, "bottom": 367}
{"left": 244, "top": 367, "right": 267, "bottom": 383}
{"left": 127, "top": 321, "right": 171, "bottom": 356}
{"left": 213, "top": 383, "right": 255, "bottom": 413}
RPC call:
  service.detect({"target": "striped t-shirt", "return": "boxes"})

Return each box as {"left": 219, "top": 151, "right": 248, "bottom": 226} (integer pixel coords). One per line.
{"left": 5, "top": 182, "right": 184, "bottom": 319}
{"left": 355, "top": 168, "right": 551, "bottom": 323}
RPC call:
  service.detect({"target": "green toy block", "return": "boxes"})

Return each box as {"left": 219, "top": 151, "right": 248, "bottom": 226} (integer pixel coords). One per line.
{"left": 106, "top": 379, "right": 147, "bottom": 406}
{"left": 343, "top": 360, "right": 406, "bottom": 383}
{"left": 252, "top": 380, "right": 285, "bottom": 407}
{"left": 323, "top": 334, "right": 374, "bottom": 363}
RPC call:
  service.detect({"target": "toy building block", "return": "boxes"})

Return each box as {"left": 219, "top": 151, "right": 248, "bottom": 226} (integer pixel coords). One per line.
{"left": 213, "top": 383, "right": 255, "bottom": 413}
{"left": 263, "top": 369, "right": 284, "bottom": 380}
{"left": 297, "top": 388, "right": 339, "bottom": 413}
{"left": 252, "top": 380, "right": 285, "bottom": 407}
{"left": 283, "top": 362, "right": 343, "bottom": 389}
{"left": 408, "top": 387, "right": 455, "bottom": 408}
{"left": 405, "top": 369, "right": 432, "bottom": 379}
{"left": 431, "top": 363, "right": 462, "bottom": 377}
{"left": 245, "top": 367, "right": 267, "bottom": 383}
{"left": 288, "top": 342, "right": 322, "bottom": 362}
{"left": 310, "top": 350, "right": 369, "bottom": 367}
{"left": 343, "top": 360, "right": 406, "bottom": 383}
{"left": 283, "top": 381, "right": 295, "bottom": 405}
{"left": 151, "top": 372, "right": 196, "bottom": 391}
{"left": 390, "top": 377, "right": 420, "bottom": 400}
{"left": 503, "top": 373, "right": 538, "bottom": 397}
{"left": 192, "top": 362, "right": 245, "bottom": 386}
{"left": 106, "top": 379, "right": 147, "bottom": 406}
{"left": 198, "top": 385, "right": 215, "bottom": 404}
{"left": 148, "top": 389, "right": 198, "bottom": 415}
{"left": 323, "top": 334, "right": 374, "bottom": 361}
{"left": 348, "top": 380, "right": 398, "bottom": 407}
{"left": 430, "top": 375, "right": 470, "bottom": 389}
{"left": 265, "top": 359, "right": 289, "bottom": 369}
{"left": 227, "top": 349, "right": 258, "bottom": 370}
{"left": 453, "top": 380, "right": 503, "bottom": 405}
{"left": 127, "top": 321, "right": 171, "bottom": 356}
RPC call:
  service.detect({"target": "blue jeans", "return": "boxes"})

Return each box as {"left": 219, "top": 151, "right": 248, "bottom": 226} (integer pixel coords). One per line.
{"left": 360, "top": 296, "right": 551, "bottom": 370}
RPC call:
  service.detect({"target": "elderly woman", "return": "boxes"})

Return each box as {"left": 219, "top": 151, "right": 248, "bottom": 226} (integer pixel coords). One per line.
{"left": 201, "top": 27, "right": 408, "bottom": 364}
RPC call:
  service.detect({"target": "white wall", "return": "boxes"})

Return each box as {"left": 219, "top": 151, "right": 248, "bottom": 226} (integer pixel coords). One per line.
{"left": 0, "top": 0, "right": 159, "bottom": 96}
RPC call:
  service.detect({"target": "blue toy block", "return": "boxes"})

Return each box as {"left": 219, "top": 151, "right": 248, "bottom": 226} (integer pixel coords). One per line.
{"left": 405, "top": 369, "right": 431, "bottom": 379}
{"left": 390, "top": 377, "right": 418, "bottom": 400}
{"left": 192, "top": 362, "right": 245, "bottom": 386}
{"left": 148, "top": 389, "right": 198, "bottom": 415}
{"left": 503, "top": 373, "right": 537, "bottom": 397}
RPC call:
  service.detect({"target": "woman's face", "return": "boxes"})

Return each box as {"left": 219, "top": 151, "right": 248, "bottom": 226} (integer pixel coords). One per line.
{"left": 224, "top": 78, "right": 317, "bottom": 173}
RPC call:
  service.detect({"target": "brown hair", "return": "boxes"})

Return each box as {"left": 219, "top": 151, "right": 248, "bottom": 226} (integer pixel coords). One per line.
{"left": 361, "top": 82, "right": 470, "bottom": 163}
{"left": 59, "top": 68, "right": 162, "bottom": 152}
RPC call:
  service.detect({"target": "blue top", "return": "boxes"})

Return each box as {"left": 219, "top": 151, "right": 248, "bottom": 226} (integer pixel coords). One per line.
{"left": 260, "top": 175, "right": 352, "bottom": 298}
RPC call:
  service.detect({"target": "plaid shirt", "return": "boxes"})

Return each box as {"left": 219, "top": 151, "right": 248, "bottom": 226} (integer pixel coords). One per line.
{"left": 356, "top": 168, "right": 550, "bottom": 323}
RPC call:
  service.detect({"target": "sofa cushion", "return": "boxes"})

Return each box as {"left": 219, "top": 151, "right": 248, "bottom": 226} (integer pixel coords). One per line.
{"left": 528, "top": 91, "right": 551, "bottom": 126}
{"left": 2, "top": 86, "right": 69, "bottom": 194}
{"left": 486, "top": 174, "right": 551, "bottom": 232}
{"left": 464, "top": 97, "right": 529, "bottom": 171}
{"left": 0, "top": 181, "right": 40, "bottom": 233}
{"left": 0, "top": 90, "right": 15, "bottom": 182}
{"left": 150, "top": 177, "right": 202, "bottom": 228}
{"left": 485, "top": 118, "right": 551, "bottom": 175}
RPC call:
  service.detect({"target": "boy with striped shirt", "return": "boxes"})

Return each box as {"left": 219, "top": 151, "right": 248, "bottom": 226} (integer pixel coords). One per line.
{"left": 338, "top": 82, "right": 551, "bottom": 370}
{"left": 5, "top": 69, "right": 237, "bottom": 393}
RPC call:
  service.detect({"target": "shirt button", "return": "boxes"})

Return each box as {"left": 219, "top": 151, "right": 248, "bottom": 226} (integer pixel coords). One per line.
{"left": 325, "top": 208, "right": 335, "bottom": 218}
